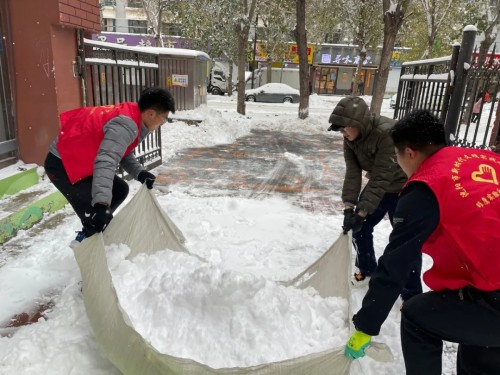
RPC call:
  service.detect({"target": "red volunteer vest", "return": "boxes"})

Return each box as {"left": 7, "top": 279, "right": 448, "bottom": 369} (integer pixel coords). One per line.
{"left": 408, "top": 146, "right": 500, "bottom": 291}
{"left": 57, "top": 102, "right": 142, "bottom": 184}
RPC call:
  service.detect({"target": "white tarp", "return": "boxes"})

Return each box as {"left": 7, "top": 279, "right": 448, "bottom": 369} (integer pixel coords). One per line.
{"left": 74, "top": 186, "right": 391, "bottom": 374}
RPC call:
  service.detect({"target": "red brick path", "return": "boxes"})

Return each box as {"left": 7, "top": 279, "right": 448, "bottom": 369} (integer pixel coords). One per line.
{"left": 157, "top": 130, "right": 347, "bottom": 214}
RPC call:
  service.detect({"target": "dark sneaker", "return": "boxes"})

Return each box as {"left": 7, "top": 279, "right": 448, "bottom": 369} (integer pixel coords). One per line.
{"left": 69, "top": 230, "right": 87, "bottom": 249}
{"left": 352, "top": 272, "right": 370, "bottom": 287}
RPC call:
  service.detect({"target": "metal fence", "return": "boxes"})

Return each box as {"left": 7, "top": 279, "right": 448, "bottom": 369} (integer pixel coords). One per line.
{"left": 393, "top": 27, "right": 500, "bottom": 152}
{"left": 79, "top": 36, "right": 162, "bottom": 175}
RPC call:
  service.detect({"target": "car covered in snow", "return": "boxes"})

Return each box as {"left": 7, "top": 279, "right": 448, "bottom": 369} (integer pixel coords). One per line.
{"left": 245, "top": 83, "right": 300, "bottom": 103}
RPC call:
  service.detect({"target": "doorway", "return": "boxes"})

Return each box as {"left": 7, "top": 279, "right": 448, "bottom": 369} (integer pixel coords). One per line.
{"left": 0, "top": 0, "right": 15, "bottom": 166}
{"left": 315, "top": 67, "right": 338, "bottom": 95}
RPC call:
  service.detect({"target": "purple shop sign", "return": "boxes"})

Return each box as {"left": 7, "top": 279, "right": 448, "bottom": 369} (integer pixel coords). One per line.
{"left": 92, "top": 33, "right": 188, "bottom": 48}
{"left": 93, "top": 33, "right": 157, "bottom": 46}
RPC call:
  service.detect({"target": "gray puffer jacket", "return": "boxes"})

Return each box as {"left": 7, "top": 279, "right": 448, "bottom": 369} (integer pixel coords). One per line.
{"left": 329, "top": 96, "right": 407, "bottom": 215}
{"left": 49, "top": 115, "right": 149, "bottom": 206}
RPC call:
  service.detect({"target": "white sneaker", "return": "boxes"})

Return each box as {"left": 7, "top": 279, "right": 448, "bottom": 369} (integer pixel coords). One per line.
{"left": 69, "top": 240, "right": 81, "bottom": 249}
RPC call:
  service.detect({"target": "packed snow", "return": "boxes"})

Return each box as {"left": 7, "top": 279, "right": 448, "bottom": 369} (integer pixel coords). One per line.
{"left": 0, "top": 94, "right": 460, "bottom": 374}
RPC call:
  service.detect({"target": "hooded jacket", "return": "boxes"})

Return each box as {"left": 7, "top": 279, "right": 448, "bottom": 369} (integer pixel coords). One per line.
{"left": 329, "top": 97, "right": 407, "bottom": 215}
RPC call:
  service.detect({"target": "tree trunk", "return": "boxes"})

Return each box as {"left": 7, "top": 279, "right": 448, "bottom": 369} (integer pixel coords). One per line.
{"left": 237, "top": 30, "right": 249, "bottom": 115}
{"left": 370, "top": 0, "right": 407, "bottom": 114}
{"left": 236, "top": 0, "right": 258, "bottom": 115}
{"left": 353, "top": 48, "right": 367, "bottom": 96}
{"left": 267, "top": 59, "right": 272, "bottom": 83}
{"left": 228, "top": 59, "right": 234, "bottom": 97}
{"left": 295, "top": 0, "right": 309, "bottom": 119}
{"left": 478, "top": 34, "right": 495, "bottom": 66}
{"left": 156, "top": 7, "right": 164, "bottom": 47}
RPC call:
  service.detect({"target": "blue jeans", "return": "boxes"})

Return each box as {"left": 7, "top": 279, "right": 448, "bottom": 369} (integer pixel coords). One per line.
{"left": 353, "top": 190, "right": 422, "bottom": 300}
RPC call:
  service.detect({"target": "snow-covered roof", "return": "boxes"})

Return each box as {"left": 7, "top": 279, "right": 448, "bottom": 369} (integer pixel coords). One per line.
{"left": 84, "top": 38, "right": 210, "bottom": 60}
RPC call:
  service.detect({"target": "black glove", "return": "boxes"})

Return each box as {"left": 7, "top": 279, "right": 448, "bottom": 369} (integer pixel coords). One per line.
{"left": 349, "top": 214, "right": 365, "bottom": 234}
{"left": 137, "top": 170, "right": 156, "bottom": 189}
{"left": 89, "top": 203, "right": 113, "bottom": 232}
{"left": 343, "top": 208, "right": 365, "bottom": 234}
{"left": 342, "top": 208, "right": 355, "bottom": 234}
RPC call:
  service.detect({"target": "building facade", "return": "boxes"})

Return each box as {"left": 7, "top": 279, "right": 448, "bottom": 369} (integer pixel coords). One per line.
{"left": 0, "top": 0, "right": 100, "bottom": 167}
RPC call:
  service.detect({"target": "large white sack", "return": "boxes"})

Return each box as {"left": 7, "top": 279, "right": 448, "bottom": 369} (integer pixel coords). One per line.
{"left": 74, "top": 186, "right": 390, "bottom": 374}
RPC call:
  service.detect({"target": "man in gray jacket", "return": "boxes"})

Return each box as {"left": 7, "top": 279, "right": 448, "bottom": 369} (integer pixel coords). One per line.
{"left": 328, "top": 97, "right": 421, "bottom": 299}
{"left": 44, "top": 87, "right": 175, "bottom": 247}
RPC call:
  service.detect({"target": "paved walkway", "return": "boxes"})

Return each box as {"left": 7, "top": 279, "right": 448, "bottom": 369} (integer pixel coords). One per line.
{"left": 157, "top": 129, "right": 346, "bottom": 215}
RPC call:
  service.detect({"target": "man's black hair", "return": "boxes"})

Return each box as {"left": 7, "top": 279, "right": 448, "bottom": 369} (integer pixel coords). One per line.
{"left": 391, "top": 110, "right": 446, "bottom": 152}
{"left": 138, "top": 87, "right": 175, "bottom": 114}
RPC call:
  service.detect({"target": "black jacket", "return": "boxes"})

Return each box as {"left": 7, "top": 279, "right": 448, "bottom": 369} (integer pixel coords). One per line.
{"left": 352, "top": 181, "right": 440, "bottom": 336}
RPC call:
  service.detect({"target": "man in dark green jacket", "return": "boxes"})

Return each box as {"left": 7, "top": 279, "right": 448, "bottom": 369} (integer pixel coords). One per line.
{"left": 328, "top": 97, "right": 421, "bottom": 299}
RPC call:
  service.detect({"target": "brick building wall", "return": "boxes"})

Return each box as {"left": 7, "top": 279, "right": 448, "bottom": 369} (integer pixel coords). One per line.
{"left": 9, "top": 0, "right": 101, "bottom": 165}
{"left": 59, "top": 0, "right": 100, "bottom": 33}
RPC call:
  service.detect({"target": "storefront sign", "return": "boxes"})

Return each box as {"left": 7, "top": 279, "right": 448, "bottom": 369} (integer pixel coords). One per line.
{"left": 250, "top": 42, "right": 314, "bottom": 64}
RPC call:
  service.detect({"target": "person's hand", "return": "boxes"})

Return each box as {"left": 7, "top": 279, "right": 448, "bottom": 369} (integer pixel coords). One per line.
{"left": 89, "top": 203, "right": 113, "bottom": 232}
{"left": 342, "top": 208, "right": 355, "bottom": 234}
{"left": 138, "top": 170, "right": 156, "bottom": 189}
{"left": 345, "top": 330, "right": 372, "bottom": 360}
{"left": 349, "top": 214, "right": 365, "bottom": 234}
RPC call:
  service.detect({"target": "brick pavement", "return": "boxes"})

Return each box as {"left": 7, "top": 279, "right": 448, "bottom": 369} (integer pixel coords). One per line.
{"left": 156, "top": 130, "right": 347, "bottom": 215}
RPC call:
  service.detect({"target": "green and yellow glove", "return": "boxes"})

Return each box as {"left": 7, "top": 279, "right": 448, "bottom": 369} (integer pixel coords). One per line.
{"left": 345, "top": 330, "right": 372, "bottom": 360}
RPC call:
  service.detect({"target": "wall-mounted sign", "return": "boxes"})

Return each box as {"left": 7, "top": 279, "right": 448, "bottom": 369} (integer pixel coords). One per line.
{"left": 171, "top": 74, "right": 188, "bottom": 87}
{"left": 321, "top": 54, "right": 331, "bottom": 63}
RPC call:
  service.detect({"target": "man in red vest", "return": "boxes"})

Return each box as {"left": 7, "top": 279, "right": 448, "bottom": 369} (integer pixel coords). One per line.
{"left": 44, "top": 87, "right": 175, "bottom": 248}
{"left": 344, "top": 110, "right": 500, "bottom": 374}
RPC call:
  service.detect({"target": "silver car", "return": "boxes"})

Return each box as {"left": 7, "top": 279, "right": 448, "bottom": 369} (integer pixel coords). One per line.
{"left": 245, "top": 83, "right": 300, "bottom": 103}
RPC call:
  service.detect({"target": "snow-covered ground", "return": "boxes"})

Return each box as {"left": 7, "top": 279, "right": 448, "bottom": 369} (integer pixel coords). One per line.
{"left": 0, "top": 94, "right": 459, "bottom": 374}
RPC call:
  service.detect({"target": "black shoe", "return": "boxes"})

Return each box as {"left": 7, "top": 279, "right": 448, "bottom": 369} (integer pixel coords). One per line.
{"left": 69, "top": 230, "right": 87, "bottom": 249}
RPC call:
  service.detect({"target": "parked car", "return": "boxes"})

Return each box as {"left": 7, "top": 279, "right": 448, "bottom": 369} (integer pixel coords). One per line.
{"left": 245, "top": 83, "right": 300, "bottom": 103}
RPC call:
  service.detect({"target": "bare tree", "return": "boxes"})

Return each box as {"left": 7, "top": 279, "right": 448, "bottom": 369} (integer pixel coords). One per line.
{"left": 141, "top": 0, "right": 172, "bottom": 47}
{"left": 258, "top": 0, "right": 295, "bottom": 85}
{"left": 370, "top": 0, "right": 411, "bottom": 114}
{"left": 338, "top": 0, "right": 382, "bottom": 96}
{"left": 419, "top": 0, "right": 457, "bottom": 59}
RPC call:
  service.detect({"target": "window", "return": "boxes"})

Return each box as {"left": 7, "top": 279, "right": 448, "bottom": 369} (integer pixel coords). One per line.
{"left": 101, "top": 0, "right": 116, "bottom": 6}
{"left": 127, "top": 0, "right": 143, "bottom": 8}
{"left": 128, "top": 20, "right": 148, "bottom": 34}
{"left": 101, "top": 18, "right": 116, "bottom": 32}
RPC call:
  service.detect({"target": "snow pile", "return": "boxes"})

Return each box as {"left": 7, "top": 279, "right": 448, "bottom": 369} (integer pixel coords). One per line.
{"left": 106, "top": 243, "right": 349, "bottom": 368}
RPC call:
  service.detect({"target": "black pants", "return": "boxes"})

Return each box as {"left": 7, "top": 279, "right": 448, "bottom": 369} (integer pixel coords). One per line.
{"left": 353, "top": 190, "right": 422, "bottom": 300}
{"left": 401, "top": 288, "right": 500, "bottom": 375}
{"left": 44, "top": 152, "right": 129, "bottom": 236}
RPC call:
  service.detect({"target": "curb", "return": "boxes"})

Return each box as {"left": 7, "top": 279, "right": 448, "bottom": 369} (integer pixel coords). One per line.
{"left": 0, "top": 191, "right": 68, "bottom": 244}
{"left": 0, "top": 167, "right": 39, "bottom": 199}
